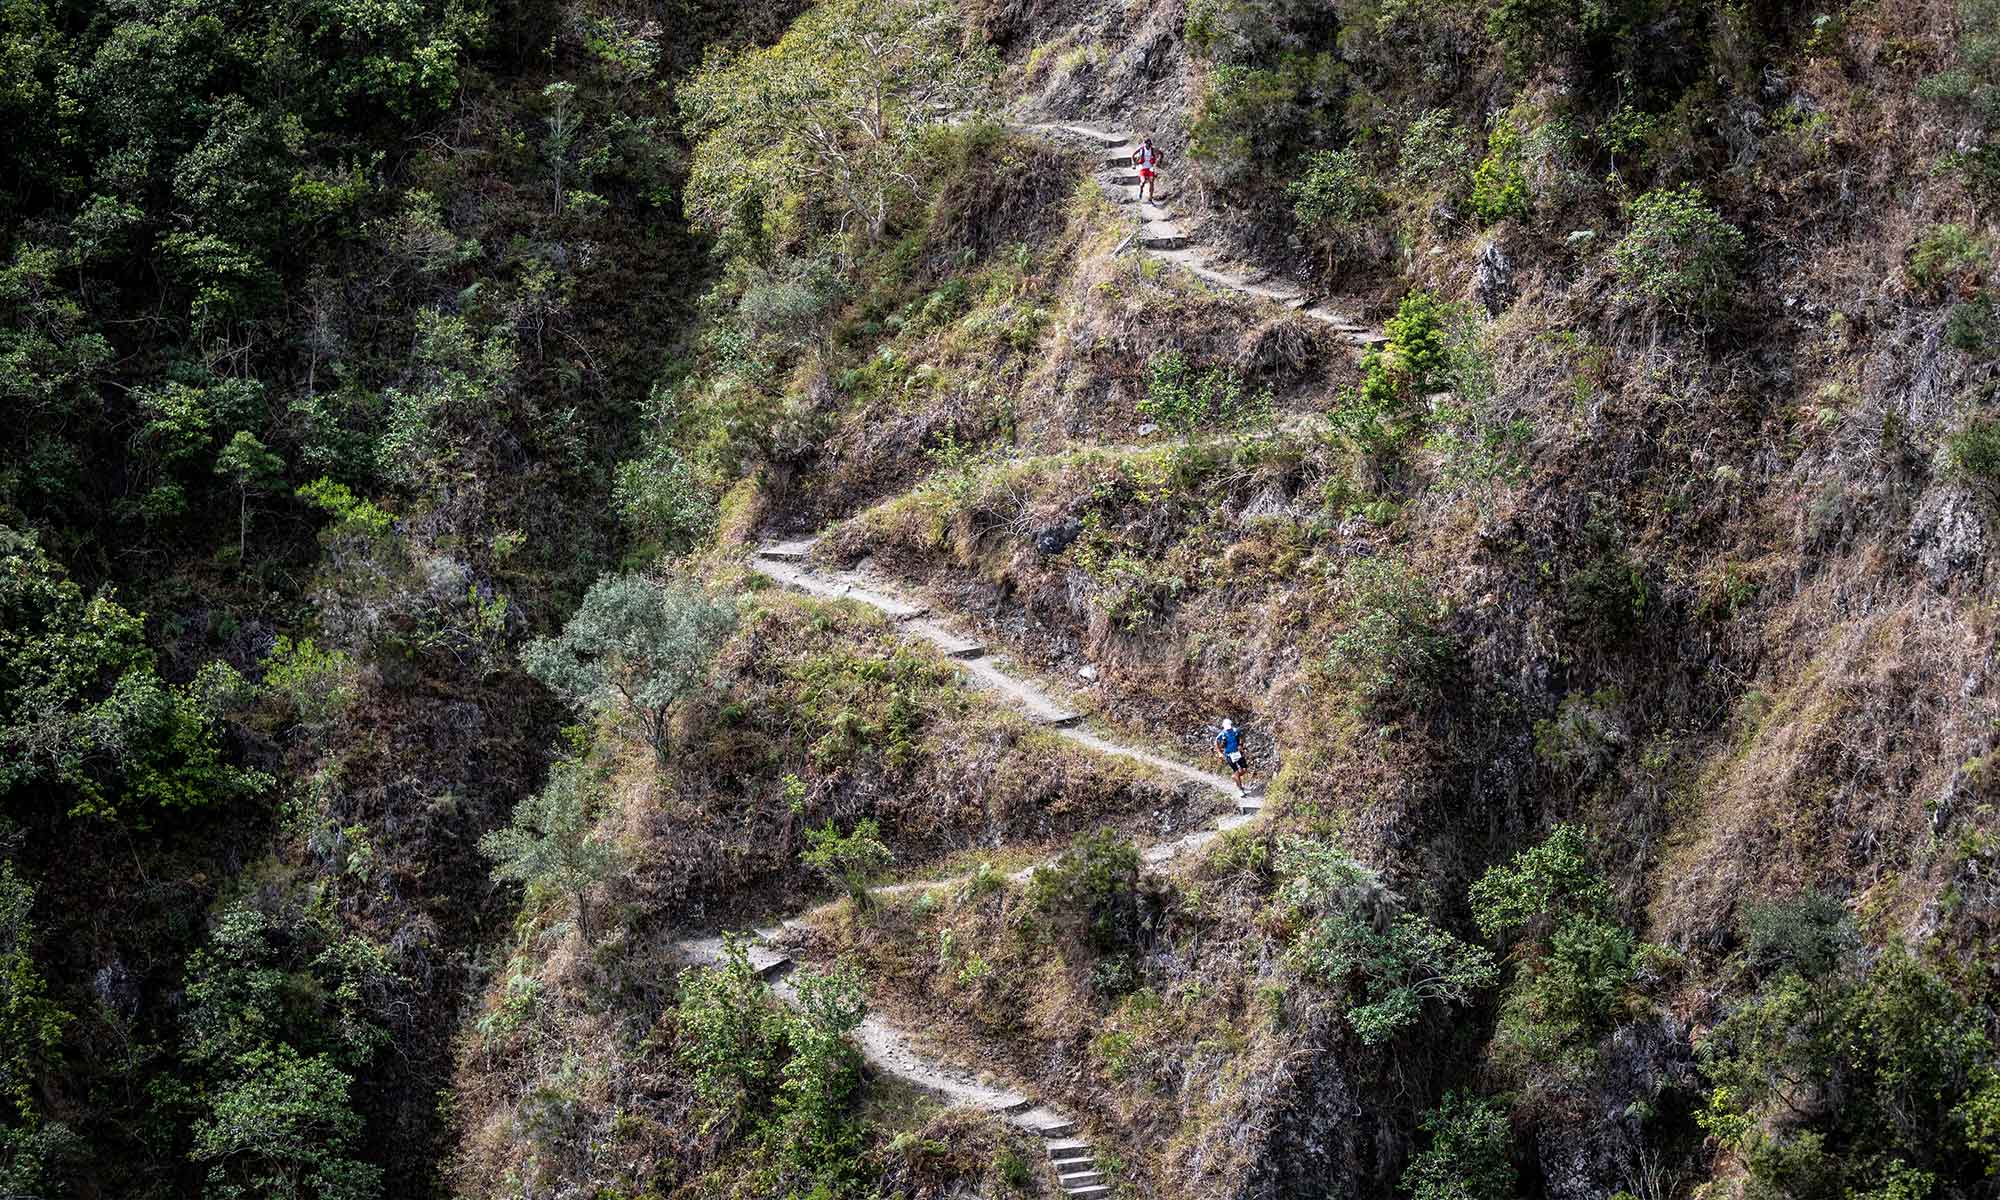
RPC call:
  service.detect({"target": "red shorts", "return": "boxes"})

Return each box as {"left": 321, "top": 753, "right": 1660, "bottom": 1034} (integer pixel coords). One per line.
{"left": 1139, "top": 167, "right": 1156, "bottom": 180}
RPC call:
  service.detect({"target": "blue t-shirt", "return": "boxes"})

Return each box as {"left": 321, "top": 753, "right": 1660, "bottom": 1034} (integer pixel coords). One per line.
{"left": 1220, "top": 728, "right": 1240, "bottom": 755}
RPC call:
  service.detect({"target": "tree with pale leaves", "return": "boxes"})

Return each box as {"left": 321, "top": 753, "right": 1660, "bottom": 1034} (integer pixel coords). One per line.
{"left": 679, "top": 0, "right": 996, "bottom": 244}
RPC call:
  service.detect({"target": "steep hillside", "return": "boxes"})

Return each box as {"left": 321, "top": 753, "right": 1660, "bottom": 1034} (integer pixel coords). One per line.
{"left": 8, "top": 0, "right": 2000, "bottom": 1197}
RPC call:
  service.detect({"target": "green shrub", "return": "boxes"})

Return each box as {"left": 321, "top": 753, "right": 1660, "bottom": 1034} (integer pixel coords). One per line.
{"left": 1288, "top": 148, "right": 1380, "bottom": 234}
{"left": 1919, "top": 0, "right": 2000, "bottom": 124}
{"left": 1469, "top": 120, "right": 1530, "bottom": 225}
{"left": 479, "top": 755, "right": 620, "bottom": 941}
{"left": 1385, "top": 291, "right": 1450, "bottom": 394}
{"left": 1471, "top": 826, "right": 1643, "bottom": 1098}
{"left": 1328, "top": 558, "right": 1454, "bottom": 712}
{"left": 1402, "top": 1091, "right": 1516, "bottom": 1200}
{"left": 1398, "top": 109, "right": 1473, "bottom": 192}
{"left": 1946, "top": 297, "right": 2000, "bottom": 355}
{"left": 1140, "top": 351, "right": 1272, "bottom": 439}
{"left": 0, "top": 527, "right": 271, "bottom": 822}
{"left": 1275, "top": 838, "right": 1495, "bottom": 1044}
{"left": 614, "top": 446, "right": 716, "bottom": 558}
{"left": 1026, "top": 829, "right": 1141, "bottom": 970}
{"left": 992, "top": 1144, "right": 1033, "bottom": 1190}
{"left": 677, "top": 936, "right": 789, "bottom": 1126}
{"left": 1329, "top": 291, "right": 1451, "bottom": 465}
{"left": 1532, "top": 689, "right": 1624, "bottom": 782}
{"left": 1612, "top": 185, "right": 1745, "bottom": 318}
{"left": 1946, "top": 415, "right": 2000, "bottom": 499}
{"left": 1923, "top": 0, "right": 2000, "bottom": 200}
{"left": 0, "top": 863, "right": 70, "bottom": 1126}
{"left": 1699, "top": 948, "right": 2000, "bottom": 1196}
{"left": 680, "top": 0, "right": 996, "bottom": 243}
{"left": 1185, "top": 0, "right": 1331, "bottom": 63}
{"left": 801, "top": 817, "right": 895, "bottom": 909}
{"left": 675, "top": 941, "right": 869, "bottom": 1191}
{"left": 1740, "top": 891, "right": 1855, "bottom": 980}
{"left": 177, "top": 901, "right": 390, "bottom": 1200}
{"left": 1563, "top": 508, "right": 1648, "bottom": 641}
{"left": 260, "top": 636, "right": 357, "bottom": 729}
{"left": 1470, "top": 824, "right": 1610, "bottom": 941}
{"left": 1911, "top": 224, "right": 1992, "bottom": 292}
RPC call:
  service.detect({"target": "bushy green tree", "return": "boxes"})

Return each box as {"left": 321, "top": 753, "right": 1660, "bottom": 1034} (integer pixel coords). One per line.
{"left": 521, "top": 574, "right": 737, "bottom": 764}
{"left": 1471, "top": 825, "right": 1641, "bottom": 1100}
{"left": 479, "top": 755, "right": 620, "bottom": 941}
{"left": 189, "top": 1045, "right": 382, "bottom": 1200}
{"left": 674, "top": 946, "right": 869, "bottom": 1191}
{"left": 677, "top": 936, "right": 789, "bottom": 1129}
{"left": 679, "top": 0, "right": 995, "bottom": 244}
{"left": 1402, "top": 1091, "right": 1516, "bottom": 1200}
{"left": 1276, "top": 838, "right": 1495, "bottom": 1044}
{"left": 613, "top": 446, "right": 716, "bottom": 557}
{"left": 178, "top": 901, "right": 390, "bottom": 1200}
{"left": 1, "top": 527, "right": 269, "bottom": 821}
{"left": 1700, "top": 947, "right": 2000, "bottom": 1197}
{"left": 1612, "top": 184, "right": 1745, "bottom": 319}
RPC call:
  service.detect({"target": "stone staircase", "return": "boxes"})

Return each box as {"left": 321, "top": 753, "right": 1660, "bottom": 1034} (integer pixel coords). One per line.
{"left": 671, "top": 541, "right": 1278, "bottom": 1193}
{"left": 663, "top": 116, "right": 1400, "bottom": 1192}
{"left": 1014, "top": 120, "right": 1389, "bottom": 350}
{"left": 750, "top": 541, "right": 1262, "bottom": 819}
{"left": 682, "top": 923, "right": 1115, "bottom": 1197}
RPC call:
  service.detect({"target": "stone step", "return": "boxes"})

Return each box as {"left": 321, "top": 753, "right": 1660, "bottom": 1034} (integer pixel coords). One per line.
{"left": 1057, "top": 1159, "right": 1100, "bottom": 1179}
{"left": 1060, "top": 1174, "right": 1107, "bottom": 1191}
{"left": 1141, "top": 233, "right": 1191, "bottom": 250}
{"left": 757, "top": 541, "right": 816, "bottom": 562}
{"left": 941, "top": 640, "right": 986, "bottom": 660}
{"left": 1034, "top": 1118, "right": 1077, "bottom": 1138}
{"left": 1237, "top": 799, "right": 1262, "bottom": 814}
{"left": 1046, "top": 1139, "right": 1092, "bottom": 1161}
{"left": 1040, "top": 711, "right": 1086, "bottom": 729}
{"left": 1104, "top": 171, "right": 1139, "bottom": 185}
{"left": 1063, "top": 1185, "right": 1112, "bottom": 1198}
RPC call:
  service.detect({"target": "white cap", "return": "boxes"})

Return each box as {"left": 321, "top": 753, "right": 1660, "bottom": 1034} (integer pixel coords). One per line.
{"left": 1221, "top": 719, "right": 1233, "bottom": 730}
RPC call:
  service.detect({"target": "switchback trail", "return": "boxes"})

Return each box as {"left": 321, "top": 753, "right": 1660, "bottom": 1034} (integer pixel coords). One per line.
{"left": 670, "top": 544, "right": 1267, "bottom": 1196}
{"left": 667, "top": 122, "right": 1368, "bottom": 1196}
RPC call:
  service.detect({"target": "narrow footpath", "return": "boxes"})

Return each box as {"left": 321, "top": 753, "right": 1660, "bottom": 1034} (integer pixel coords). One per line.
{"left": 672, "top": 545, "right": 1261, "bottom": 1197}
{"left": 1014, "top": 120, "right": 1388, "bottom": 349}
{"left": 669, "top": 121, "right": 1390, "bottom": 1196}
